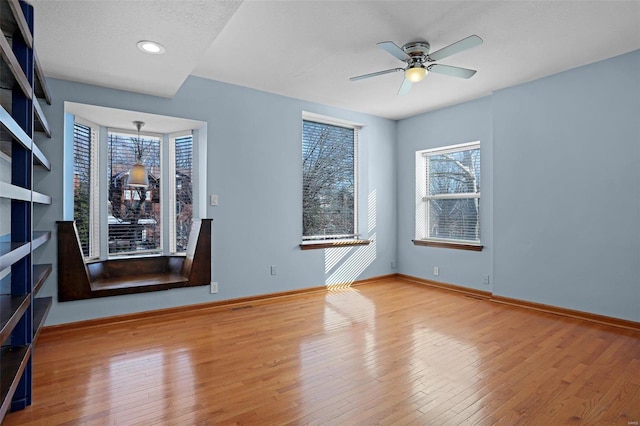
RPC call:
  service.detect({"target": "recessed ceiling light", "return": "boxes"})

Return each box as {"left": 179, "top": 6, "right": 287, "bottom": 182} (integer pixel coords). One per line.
{"left": 137, "top": 40, "right": 165, "bottom": 54}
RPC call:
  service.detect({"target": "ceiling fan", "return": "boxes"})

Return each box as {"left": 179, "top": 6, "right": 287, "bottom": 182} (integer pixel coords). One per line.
{"left": 350, "top": 35, "right": 483, "bottom": 95}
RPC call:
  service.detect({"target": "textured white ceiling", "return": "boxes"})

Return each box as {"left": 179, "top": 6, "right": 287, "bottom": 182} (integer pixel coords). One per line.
{"left": 30, "top": 0, "right": 243, "bottom": 98}
{"left": 31, "top": 1, "right": 640, "bottom": 120}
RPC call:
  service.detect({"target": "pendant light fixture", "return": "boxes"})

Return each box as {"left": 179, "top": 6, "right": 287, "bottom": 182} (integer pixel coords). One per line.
{"left": 127, "top": 120, "right": 149, "bottom": 188}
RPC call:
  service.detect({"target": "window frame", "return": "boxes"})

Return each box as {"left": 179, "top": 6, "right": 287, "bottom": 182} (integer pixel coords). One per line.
{"left": 300, "top": 111, "right": 369, "bottom": 250}
{"left": 415, "top": 141, "right": 483, "bottom": 251}
{"left": 72, "top": 118, "right": 196, "bottom": 260}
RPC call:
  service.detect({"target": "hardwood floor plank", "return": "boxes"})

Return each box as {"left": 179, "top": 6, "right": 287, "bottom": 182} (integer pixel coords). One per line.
{"left": 5, "top": 279, "right": 639, "bottom": 425}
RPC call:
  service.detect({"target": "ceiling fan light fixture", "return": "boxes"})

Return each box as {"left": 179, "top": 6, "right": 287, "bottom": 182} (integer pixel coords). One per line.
{"left": 351, "top": 35, "right": 482, "bottom": 95}
{"left": 137, "top": 40, "right": 165, "bottom": 55}
{"left": 405, "top": 66, "right": 427, "bottom": 83}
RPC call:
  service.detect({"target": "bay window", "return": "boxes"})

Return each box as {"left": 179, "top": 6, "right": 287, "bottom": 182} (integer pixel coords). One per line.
{"left": 72, "top": 118, "right": 194, "bottom": 259}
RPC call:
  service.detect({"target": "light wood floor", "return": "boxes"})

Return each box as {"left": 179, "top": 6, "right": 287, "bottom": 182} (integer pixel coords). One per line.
{"left": 5, "top": 279, "right": 639, "bottom": 425}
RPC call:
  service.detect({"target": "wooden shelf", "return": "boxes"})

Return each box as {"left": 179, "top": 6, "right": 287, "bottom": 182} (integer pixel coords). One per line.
{"left": 32, "top": 297, "right": 52, "bottom": 344}
{"left": 0, "top": 345, "right": 30, "bottom": 421}
{"left": 34, "top": 54, "right": 50, "bottom": 105}
{"left": 33, "top": 98, "right": 50, "bottom": 137}
{"left": 32, "top": 231, "right": 50, "bottom": 251}
{"left": 0, "top": 293, "right": 29, "bottom": 345}
{"left": 0, "top": 1, "right": 20, "bottom": 39}
{"left": 0, "top": 241, "right": 29, "bottom": 271}
{"left": 0, "top": 182, "right": 50, "bottom": 204}
{"left": 0, "top": 105, "right": 31, "bottom": 151}
{"left": 0, "top": 181, "right": 30, "bottom": 201}
{"left": 0, "top": 233, "right": 53, "bottom": 270}
{"left": 32, "top": 190, "right": 51, "bottom": 205}
{"left": 0, "top": 264, "right": 53, "bottom": 347}
{"left": 1, "top": 1, "right": 50, "bottom": 105}
{"left": 33, "top": 263, "right": 52, "bottom": 295}
{"left": 32, "top": 141, "right": 50, "bottom": 170}
{"left": 0, "top": 108, "right": 51, "bottom": 169}
{"left": 0, "top": 35, "right": 31, "bottom": 101}
{"left": 0, "top": 262, "right": 51, "bottom": 297}
{"left": 5, "top": 0, "right": 32, "bottom": 49}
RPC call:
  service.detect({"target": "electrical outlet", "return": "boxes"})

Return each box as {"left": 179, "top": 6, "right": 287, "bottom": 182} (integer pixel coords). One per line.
{"left": 210, "top": 282, "right": 218, "bottom": 294}
{"left": 391, "top": 261, "right": 397, "bottom": 269}
{"left": 483, "top": 275, "right": 490, "bottom": 285}
{"left": 433, "top": 266, "right": 439, "bottom": 276}
{"left": 270, "top": 265, "right": 277, "bottom": 275}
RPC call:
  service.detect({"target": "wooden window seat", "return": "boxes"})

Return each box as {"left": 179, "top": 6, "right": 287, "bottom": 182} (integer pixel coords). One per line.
{"left": 56, "top": 219, "right": 211, "bottom": 301}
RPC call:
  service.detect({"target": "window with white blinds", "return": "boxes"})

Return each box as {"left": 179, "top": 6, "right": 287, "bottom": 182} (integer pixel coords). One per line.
{"left": 73, "top": 120, "right": 100, "bottom": 258}
{"left": 73, "top": 122, "right": 93, "bottom": 257}
{"left": 107, "top": 131, "right": 162, "bottom": 255}
{"left": 416, "top": 142, "right": 481, "bottom": 245}
{"left": 170, "top": 134, "right": 193, "bottom": 253}
{"left": 302, "top": 118, "right": 358, "bottom": 241}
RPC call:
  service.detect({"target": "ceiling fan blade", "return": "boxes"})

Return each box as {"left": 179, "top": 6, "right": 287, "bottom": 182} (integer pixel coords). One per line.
{"left": 428, "top": 64, "right": 477, "bottom": 79}
{"left": 427, "top": 35, "right": 483, "bottom": 62}
{"left": 397, "top": 77, "right": 412, "bottom": 95}
{"left": 377, "top": 41, "right": 410, "bottom": 62}
{"left": 350, "top": 68, "right": 404, "bottom": 81}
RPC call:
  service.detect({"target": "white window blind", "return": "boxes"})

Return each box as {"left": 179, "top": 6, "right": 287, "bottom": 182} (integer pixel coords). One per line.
{"left": 88, "top": 124, "right": 100, "bottom": 259}
{"left": 73, "top": 122, "right": 93, "bottom": 257}
{"left": 418, "top": 142, "right": 481, "bottom": 244}
{"left": 73, "top": 120, "right": 100, "bottom": 259}
{"left": 302, "top": 119, "right": 358, "bottom": 241}
{"left": 169, "top": 133, "right": 193, "bottom": 253}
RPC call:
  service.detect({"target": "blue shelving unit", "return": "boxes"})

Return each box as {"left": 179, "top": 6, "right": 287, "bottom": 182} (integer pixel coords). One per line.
{"left": 1, "top": 0, "right": 53, "bottom": 420}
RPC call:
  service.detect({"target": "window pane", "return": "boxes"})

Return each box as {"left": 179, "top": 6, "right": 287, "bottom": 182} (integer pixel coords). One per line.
{"left": 107, "top": 132, "right": 161, "bottom": 254}
{"left": 175, "top": 135, "right": 193, "bottom": 252}
{"left": 73, "top": 123, "right": 91, "bottom": 257}
{"left": 302, "top": 120, "right": 355, "bottom": 239}
{"left": 428, "top": 148, "right": 480, "bottom": 195}
{"left": 429, "top": 198, "right": 480, "bottom": 242}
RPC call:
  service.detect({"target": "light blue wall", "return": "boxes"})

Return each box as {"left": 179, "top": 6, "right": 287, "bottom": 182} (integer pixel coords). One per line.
{"left": 35, "top": 76, "right": 397, "bottom": 325}
{"left": 397, "top": 96, "right": 494, "bottom": 291}
{"left": 397, "top": 49, "right": 640, "bottom": 322}
{"left": 492, "top": 49, "right": 640, "bottom": 321}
